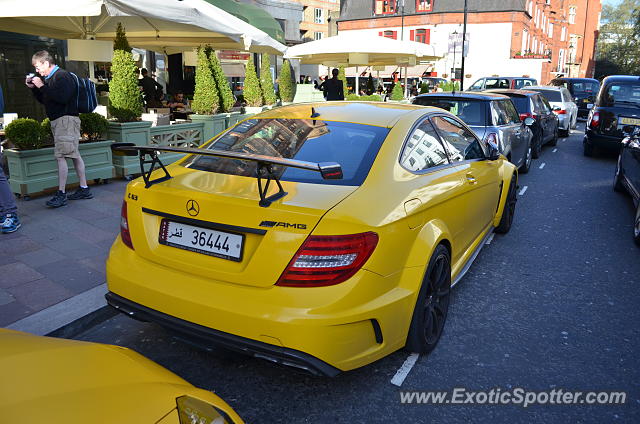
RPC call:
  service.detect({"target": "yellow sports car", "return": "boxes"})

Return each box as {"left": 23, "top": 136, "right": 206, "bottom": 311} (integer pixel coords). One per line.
{"left": 106, "top": 102, "right": 517, "bottom": 376}
{"left": 0, "top": 329, "right": 243, "bottom": 423}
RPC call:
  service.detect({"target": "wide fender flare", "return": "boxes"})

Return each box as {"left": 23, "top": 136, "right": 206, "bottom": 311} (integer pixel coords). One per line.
{"left": 493, "top": 162, "right": 518, "bottom": 228}
{"left": 402, "top": 219, "right": 452, "bottom": 289}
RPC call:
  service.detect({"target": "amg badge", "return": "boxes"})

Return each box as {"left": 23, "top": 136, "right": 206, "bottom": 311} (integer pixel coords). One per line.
{"left": 260, "top": 221, "right": 307, "bottom": 230}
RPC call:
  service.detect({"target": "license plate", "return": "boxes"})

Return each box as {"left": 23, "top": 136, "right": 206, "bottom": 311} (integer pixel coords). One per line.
{"left": 619, "top": 117, "right": 640, "bottom": 126}
{"left": 159, "top": 219, "right": 244, "bottom": 261}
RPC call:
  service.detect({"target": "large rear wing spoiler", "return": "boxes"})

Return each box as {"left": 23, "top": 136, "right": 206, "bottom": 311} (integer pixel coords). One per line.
{"left": 111, "top": 143, "right": 343, "bottom": 208}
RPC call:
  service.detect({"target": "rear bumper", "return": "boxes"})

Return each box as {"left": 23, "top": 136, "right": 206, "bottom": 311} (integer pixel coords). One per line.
{"left": 106, "top": 291, "right": 341, "bottom": 377}
{"left": 106, "top": 238, "right": 419, "bottom": 373}
{"left": 584, "top": 131, "right": 622, "bottom": 149}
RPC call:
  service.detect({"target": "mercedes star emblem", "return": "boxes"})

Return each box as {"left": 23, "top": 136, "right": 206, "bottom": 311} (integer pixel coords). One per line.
{"left": 186, "top": 200, "right": 200, "bottom": 217}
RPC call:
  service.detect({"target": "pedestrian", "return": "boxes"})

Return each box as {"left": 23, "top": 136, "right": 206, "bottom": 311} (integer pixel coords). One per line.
{"left": 26, "top": 50, "right": 93, "bottom": 208}
{"left": 318, "top": 68, "right": 345, "bottom": 101}
{"left": 0, "top": 151, "right": 20, "bottom": 233}
{"left": 139, "top": 68, "right": 163, "bottom": 108}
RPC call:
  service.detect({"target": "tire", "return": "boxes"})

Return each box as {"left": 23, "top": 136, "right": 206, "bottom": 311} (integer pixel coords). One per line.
{"left": 583, "top": 140, "right": 594, "bottom": 157}
{"left": 532, "top": 132, "right": 542, "bottom": 159}
{"left": 634, "top": 203, "right": 640, "bottom": 247}
{"left": 559, "top": 126, "right": 569, "bottom": 138}
{"left": 405, "top": 244, "right": 451, "bottom": 355}
{"left": 520, "top": 139, "right": 532, "bottom": 174}
{"left": 548, "top": 126, "right": 559, "bottom": 147}
{"left": 613, "top": 155, "right": 626, "bottom": 193}
{"left": 571, "top": 113, "right": 578, "bottom": 129}
{"left": 495, "top": 173, "right": 517, "bottom": 234}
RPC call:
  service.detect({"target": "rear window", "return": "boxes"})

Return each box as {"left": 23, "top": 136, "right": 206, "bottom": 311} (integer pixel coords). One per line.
{"left": 505, "top": 95, "right": 530, "bottom": 113}
{"left": 183, "top": 119, "right": 389, "bottom": 186}
{"left": 413, "top": 98, "right": 488, "bottom": 126}
{"left": 514, "top": 79, "right": 535, "bottom": 89}
{"left": 600, "top": 83, "right": 640, "bottom": 107}
{"left": 571, "top": 81, "right": 599, "bottom": 95}
{"left": 533, "top": 89, "right": 562, "bottom": 102}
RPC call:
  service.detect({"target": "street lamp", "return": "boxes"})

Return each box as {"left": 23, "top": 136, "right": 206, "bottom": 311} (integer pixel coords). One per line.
{"left": 452, "top": 30, "right": 458, "bottom": 82}
{"left": 460, "top": 0, "right": 468, "bottom": 90}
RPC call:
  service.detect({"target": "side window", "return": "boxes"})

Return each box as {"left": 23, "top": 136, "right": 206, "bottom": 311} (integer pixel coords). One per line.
{"left": 499, "top": 79, "right": 510, "bottom": 89}
{"left": 469, "top": 79, "right": 485, "bottom": 90}
{"left": 523, "top": 79, "right": 533, "bottom": 87}
{"left": 503, "top": 100, "right": 521, "bottom": 123}
{"left": 431, "top": 115, "right": 485, "bottom": 162}
{"left": 564, "top": 89, "right": 573, "bottom": 103}
{"left": 400, "top": 119, "right": 450, "bottom": 172}
{"left": 491, "top": 101, "right": 509, "bottom": 126}
{"left": 540, "top": 96, "right": 553, "bottom": 112}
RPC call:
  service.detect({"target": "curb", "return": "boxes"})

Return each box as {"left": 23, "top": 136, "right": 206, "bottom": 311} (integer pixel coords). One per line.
{"left": 46, "top": 305, "right": 118, "bottom": 338}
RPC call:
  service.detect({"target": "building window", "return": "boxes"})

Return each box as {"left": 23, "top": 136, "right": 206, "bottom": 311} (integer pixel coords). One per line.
{"left": 561, "top": 26, "right": 567, "bottom": 41}
{"left": 522, "top": 29, "right": 529, "bottom": 53}
{"left": 379, "top": 30, "right": 398, "bottom": 39}
{"left": 375, "top": 0, "right": 396, "bottom": 15}
{"left": 569, "top": 6, "right": 577, "bottom": 24}
{"left": 314, "top": 8, "right": 324, "bottom": 24}
{"left": 548, "top": 23, "right": 553, "bottom": 37}
{"left": 527, "top": 1, "right": 533, "bottom": 16}
{"left": 412, "top": 28, "right": 430, "bottom": 43}
{"left": 314, "top": 32, "right": 323, "bottom": 40}
{"left": 416, "top": 0, "right": 433, "bottom": 12}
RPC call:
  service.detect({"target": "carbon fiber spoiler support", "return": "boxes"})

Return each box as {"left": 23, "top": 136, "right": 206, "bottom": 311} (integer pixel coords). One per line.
{"left": 111, "top": 143, "right": 343, "bottom": 207}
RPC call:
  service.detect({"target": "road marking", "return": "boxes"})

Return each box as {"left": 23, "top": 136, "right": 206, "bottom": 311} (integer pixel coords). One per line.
{"left": 519, "top": 186, "right": 528, "bottom": 196}
{"left": 553, "top": 148, "right": 558, "bottom": 153}
{"left": 485, "top": 233, "right": 495, "bottom": 245}
{"left": 391, "top": 353, "right": 419, "bottom": 387}
{"left": 539, "top": 162, "right": 546, "bottom": 169}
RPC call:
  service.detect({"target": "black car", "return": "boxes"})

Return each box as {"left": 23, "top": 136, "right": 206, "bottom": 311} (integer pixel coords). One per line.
{"left": 584, "top": 75, "right": 640, "bottom": 157}
{"left": 613, "top": 126, "right": 640, "bottom": 246}
{"left": 413, "top": 92, "right": 535, "bottom": 173}
{"left": 550, "top": 77, "right": 600, "bottom": 119}
{"left": 486, "top": 89, "right": 560, "bottom": 159}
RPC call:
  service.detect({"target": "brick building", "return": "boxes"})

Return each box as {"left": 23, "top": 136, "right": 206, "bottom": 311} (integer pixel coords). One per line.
{"left": 336, "top": 0, "right": 602, "bottom": 87}
{"left": 565, "top": 0, "right": 601, "bottom": 78}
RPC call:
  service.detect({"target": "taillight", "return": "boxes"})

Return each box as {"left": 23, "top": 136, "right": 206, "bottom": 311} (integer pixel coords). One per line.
{"left": 276, "top": 232, "right": 378, "bottom": 287}
{"left": 553, "top": 109, "right": 567, "bottom": 115}
{"left": 120, "top": 201, "right": 134, "bottom": 250}
{"left": 589, "top": 111, "right": 600, "bottom": 128}
{"left": 519, "top": 112, "right": 533, "bottom": 121}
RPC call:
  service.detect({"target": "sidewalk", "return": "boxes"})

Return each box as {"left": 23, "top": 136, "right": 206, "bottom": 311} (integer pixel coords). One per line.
{"left": 0, "top": 180, "right": 128, "bottom": 333}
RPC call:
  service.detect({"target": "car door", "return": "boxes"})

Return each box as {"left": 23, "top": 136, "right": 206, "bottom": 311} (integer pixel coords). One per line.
{"left": 536, "top": 94, "right": 556, "bottom": 141}
{"left": 431, "top": 115, "right": 501, "bottom": 249}
{"left": 491, "top": 100, "right": 523, "bottom": 166}
{"left": 622, "top": 136, "right": 640, "bottom": 200}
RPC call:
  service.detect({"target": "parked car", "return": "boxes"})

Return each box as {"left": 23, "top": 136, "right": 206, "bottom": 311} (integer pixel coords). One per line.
{"left": 584, "top": 75, "right": 640, "bottom": 157}
{"left": 413, "top": 92, "right": 535, "bottom": 173}
{"left": 613, "top": 125, "right": 640, "bottom": 246}
{"left": 527, "top": 86, "right": 578, "bottom": 137}
{"left": 106, "top": 102, "right": 519, "bottom": 375}
{"left": 0, "top": 329, "right": 244, "bottom": 423}
{"left": 486, "top": 89, "right": 560, "bottom": 158}
{"left": 467, "top": 77, "right": 538, "bottom": 91}
{"left": 549, "top": 77, "right": 600, "bottom": 119}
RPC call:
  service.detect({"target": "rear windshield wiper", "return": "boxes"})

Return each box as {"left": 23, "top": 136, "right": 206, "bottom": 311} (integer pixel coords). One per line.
{"left": 111, "top": 143, "right": 343, "bottom": 207}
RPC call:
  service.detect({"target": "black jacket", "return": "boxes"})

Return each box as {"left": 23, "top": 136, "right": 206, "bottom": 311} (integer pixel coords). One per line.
{"left": 31, "top": 68, "right": 79, "bottom": 121}
{"left": 320, "top": 77, "right": 344, "bottom": 101}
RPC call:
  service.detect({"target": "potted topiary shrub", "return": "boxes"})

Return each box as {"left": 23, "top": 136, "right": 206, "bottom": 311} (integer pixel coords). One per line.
{"left": 190, "top": 46, "right": 227, "bottom": 142}
{"left": 278, "top": 59, "right": 295, "bottom": 104}
{"left": 106, "top": 23, "right": 151, "bottom": 177}
{"left": 3, "top": 116, "right": 114, "bottom": 197}
{"left": 260, "top": 53, "right": 277, "bottom": 107}
{"left": 242, "top": 55, "right": 263, "bottom": 114}
{"left": 390, "top": 83, "right": 405, "bottom": 101}
{"left": 207, "top": 47, "right": 242, "bottom": 128}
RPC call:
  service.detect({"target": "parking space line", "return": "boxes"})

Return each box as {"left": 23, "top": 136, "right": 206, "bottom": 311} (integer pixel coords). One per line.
{"left": 553, "top": 148, "right": 558, "bottom": 153}
{"left": 539, "top": 162, "right": 546, "bottom": 169}
{"left": 391, "top": 353, "right": 419, "bottom": 387}
{"left": 519, "top": 186, "right": 528, "bottom": 196}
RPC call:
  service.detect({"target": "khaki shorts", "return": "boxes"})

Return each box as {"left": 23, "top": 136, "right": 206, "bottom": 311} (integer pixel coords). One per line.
{"left": 51, "top": 116, "right": 81, "bottom": 159}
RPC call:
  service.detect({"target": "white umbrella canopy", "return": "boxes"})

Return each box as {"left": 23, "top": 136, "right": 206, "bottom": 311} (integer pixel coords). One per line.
{"left": 0, "top": 0, "right": 286, "bottom": 54}
{"left": 285, "top": 32, "right": 441, "bottom": 66}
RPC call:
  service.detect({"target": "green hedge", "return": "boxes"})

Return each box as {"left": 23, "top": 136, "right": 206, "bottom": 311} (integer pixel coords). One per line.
{"left": 345, "top": 94, "right": 383, "bottom": 102}
{"left": 5, "top": 118, "right": 45, "bottom": 150}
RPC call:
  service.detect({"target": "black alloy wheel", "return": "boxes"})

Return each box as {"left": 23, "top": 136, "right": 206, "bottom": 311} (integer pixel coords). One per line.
{"left": 549, "top": 126, "right": 559, "bottom": 146}
{"left": 532, "top": 130, "right": 542, "bottom": 159}
{"left": 406, "top": 245, "right": 451, "bottom": 354}
{"left": 495, "top": 174, "right": 517, "bottom": 234}
{"left": 520, "top": 139, "right": 532, "bottom": 174}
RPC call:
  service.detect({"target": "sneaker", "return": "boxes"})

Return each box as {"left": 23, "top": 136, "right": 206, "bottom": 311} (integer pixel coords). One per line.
{"left": 1, "top": 213, "right": 21, "bottom": 233}
{"left": 46, "top": 190, "right": 68, "bottom": 208}
{"left": 68, "top": 186, "right": 93, "bottom": 200}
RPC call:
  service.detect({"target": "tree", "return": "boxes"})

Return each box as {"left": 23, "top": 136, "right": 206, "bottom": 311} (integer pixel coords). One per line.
{"left": 207, "top": 49, "right": 234, "bottom": 112}
{"left": 595, "top": 0, "right": 640, "bottom": 77}
{"left": 191, "top": 47, "right": 219, "bottom": 115}
{"left": 108, "top": 49, "right": 143, "bottom": 122}
{"left": 260, "top": 54, "right": 277, "bottom": 105}
{"left": 390, "top": 83, "right": 404, "bottom": 101}
{"left": 243, "top": 56, "right": 263, "bottom": 107}
{"left": 113, "top": 22, "right": 132, "bottom": 53}
{"left": 278, "top": 59, "right": 295, "bottom": 102}
{"left": 338, "top": 66, "right": 349, "bottom": 94}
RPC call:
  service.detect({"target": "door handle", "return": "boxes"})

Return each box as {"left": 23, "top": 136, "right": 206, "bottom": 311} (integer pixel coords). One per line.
{"left": 466, "top": 173, "right": 477, "bottom": 184}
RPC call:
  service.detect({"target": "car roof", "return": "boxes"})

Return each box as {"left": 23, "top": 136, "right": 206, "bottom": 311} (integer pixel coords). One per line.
{"left": 554, "top": 77, "right": 599, "bottom": 83}
{"left": 485, "top": 89, "right": 539, "bottom": 97}
{"left": 255, "top": 101, "right": 437, "bottom": 128}
{"left": 601, "top": 75, "right": 640, "bottom": 84}
{"left": 528, "top": 85, "right": 564, "bottom": 91}
{"left": 478, "top": 76, "right": 534, "bottom": 80}
{"left": 414, "top": 92, "right": 509, "bottom": 101}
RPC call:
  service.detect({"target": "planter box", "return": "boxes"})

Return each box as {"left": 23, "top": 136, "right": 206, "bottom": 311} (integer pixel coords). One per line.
{"left": 243, "top": 106, "right": 264, "bottom": 114}
{"left": 107, "top": 121, "right": 153, "bottom": 178}
{"left": 149, "top": 122, "right": 206, "bottom": 166}
{"left": 189, "top": 114, "right": 228, "bottom": 143}
{"left": 4, "top": 140, "right": 115, "bottom": 196}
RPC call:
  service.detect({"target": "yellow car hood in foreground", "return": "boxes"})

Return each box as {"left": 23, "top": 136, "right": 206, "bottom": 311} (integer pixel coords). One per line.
{"left": 0, "top": 329, "right": 242, "bottom": 423}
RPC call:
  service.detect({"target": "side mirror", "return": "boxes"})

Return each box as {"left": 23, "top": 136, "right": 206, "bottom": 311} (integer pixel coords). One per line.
{"left": 523, "top": 117, "right": 535, "bottom": 126}
{"left": 487, "top": 140, "right": 500, "bottom": 160}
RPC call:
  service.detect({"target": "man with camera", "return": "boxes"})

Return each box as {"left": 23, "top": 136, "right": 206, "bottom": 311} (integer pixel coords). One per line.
{"left": 26, "top": 50, "right": 92, "bottom": 208}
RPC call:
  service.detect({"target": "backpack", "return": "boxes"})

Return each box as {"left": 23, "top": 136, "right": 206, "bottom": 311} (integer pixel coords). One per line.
{"left": 69, "top": 72, "right": 98, "bottom": 113}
